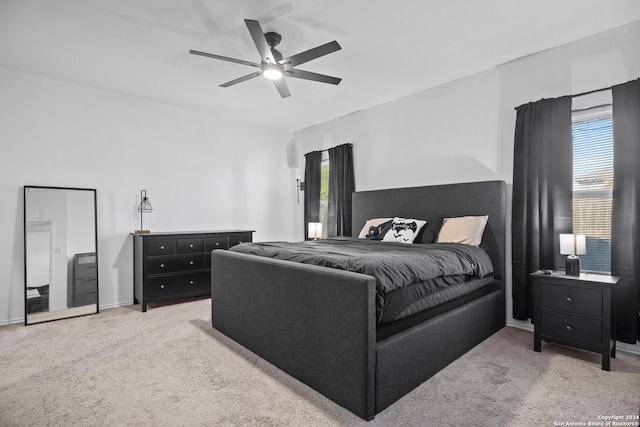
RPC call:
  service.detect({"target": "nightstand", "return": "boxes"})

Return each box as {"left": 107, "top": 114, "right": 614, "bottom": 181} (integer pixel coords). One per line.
{"left": 531, "top": 270, "right": 620, "bottom": 371}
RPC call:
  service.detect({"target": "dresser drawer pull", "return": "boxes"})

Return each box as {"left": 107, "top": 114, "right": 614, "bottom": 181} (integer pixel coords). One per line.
{"left": 189, "top": 244, "right": 194, "bottom": 248}
{"left": 189, "top": 280, "right": 194, "bottom": 285}
{"left": 160, "top": 245, "right": 165, "bottom": 250}
{"left": 215, "top": 242, "right": 220, "bottom": 246}
{"left": 566, "top": 297, "right": 573, "bottom": 303}
{"left": 565, "top": 325, "right": 573, "bottom": 332}
{"left": 160, "top": 284, "right": 165, "bottom": 289}
{"left": 160, "top": 263, "right": 165, "bottom": 268}
{"left": 189, "top": 261, "right": 194, "bottom": 265}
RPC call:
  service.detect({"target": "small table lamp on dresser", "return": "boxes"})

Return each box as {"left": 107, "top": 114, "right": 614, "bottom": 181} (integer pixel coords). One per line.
{"left": 560, "top": 233, "right": 586, "bottom": 276}
{"left": 136, "top": 190, "right": 153, "bottom": 234}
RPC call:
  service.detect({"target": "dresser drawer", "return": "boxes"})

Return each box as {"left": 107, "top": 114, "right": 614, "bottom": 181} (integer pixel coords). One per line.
{"left": 540, "top": 311, "right": 602, "bottom": 348}
{"left": 145, "top": 254, "right": 204, "bottom": 275}
{"left": 145, "top": 239, "right": 177, "bottom": 256}
{"left": 178, "top": 238, "right": 203, "bottom": 254}
{"left": 75, "top": 278, "right": 97, "bottom": 294}
{"left": 146, "top": 273, "right": 206, "bottom": 299}
{"left": 205, "top": 236, "right": 228, "bottom": 251}
{"left": 74, "top": 265, "right": 97, "bottom": 280}
{"left": 539, "top": 282, "right": 602, "bottom": 317}
{"left": 229, "top": 233, "right": 252, "bottom": 247}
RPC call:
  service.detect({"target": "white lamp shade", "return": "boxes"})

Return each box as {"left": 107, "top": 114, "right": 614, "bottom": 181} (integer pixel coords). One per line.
{"left": 308, "top": 222, "right": 322, "bottom": 239}
{"left": 559, "top": 234, "right": 587, "bottom": 255}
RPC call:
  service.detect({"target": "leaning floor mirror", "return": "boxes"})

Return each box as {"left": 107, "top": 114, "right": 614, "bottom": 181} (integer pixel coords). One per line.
{"left": 24, "top": 186, "right": 99, "bottom": 325}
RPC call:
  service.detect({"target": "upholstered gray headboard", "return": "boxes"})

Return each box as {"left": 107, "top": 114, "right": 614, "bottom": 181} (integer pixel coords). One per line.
{"left": 351, "top": 180, "right": 506, "bottom": 283}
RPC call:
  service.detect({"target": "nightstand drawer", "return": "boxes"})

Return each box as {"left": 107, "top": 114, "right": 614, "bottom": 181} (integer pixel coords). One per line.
{"left": 146, "top": 273, "right": 205, "bottom": 299}
{"left": 145, "top": 239, "right": 177, "bottom": 256}
{"left": 539, "top": 283, "right": 602, "bottom": 317}
{"left": 540, "top": 311, "right": 602, "bottom": 348}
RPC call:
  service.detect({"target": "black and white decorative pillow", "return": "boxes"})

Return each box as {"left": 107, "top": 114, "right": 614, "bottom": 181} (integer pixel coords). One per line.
{"left": 382, "top": 217, "right": 427, "bottom": 244}
{"left": 365, "top": 219, "right": 394, "bottom": 240}
{"left": 358, "top": 217, "right": 393, "bottom": 239}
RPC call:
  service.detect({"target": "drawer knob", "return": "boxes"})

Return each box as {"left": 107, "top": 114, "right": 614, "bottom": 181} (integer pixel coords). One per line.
{"left": 565, "top": 325, "right": 573, "bottom": 332}
{"left": 189, "top": 261, "right": 194, "bottom": 265}
{"left": 189, "top": 280, "right": 194, "bottom": 285}
{"left": 189, "top": 244, "right": 194, "bottom": 248}
{"left": 160, "top": 263, "right": 165, "bottom": 268}
{"left": 160, "top": 284, "right": 165, "bottom": 289}
{"left": 215, "top": 243, "right": 220, "bottom": 246}
{"left": 566, "top": 297, "right": 573, "bottom": 303}
{"left": 160, "top": 245, "right": 165, "bottom": 250}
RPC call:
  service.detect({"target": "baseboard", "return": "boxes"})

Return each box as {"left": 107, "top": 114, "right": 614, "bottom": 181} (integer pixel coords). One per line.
{"left": 99, "top": 301, "right": 134, "bottom": 311}
{"left": 0, "top": 317, "right": 25, "bottom": 326}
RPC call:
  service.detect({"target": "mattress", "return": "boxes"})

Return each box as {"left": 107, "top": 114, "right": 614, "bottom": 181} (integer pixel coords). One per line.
{"left": 229, "top": 237, "right": 495, "bottom": 324}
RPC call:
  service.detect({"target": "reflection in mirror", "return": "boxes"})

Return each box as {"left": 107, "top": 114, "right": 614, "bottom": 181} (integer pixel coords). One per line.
{"left": 24, "top": 186, "right": 99, "bottom": 325}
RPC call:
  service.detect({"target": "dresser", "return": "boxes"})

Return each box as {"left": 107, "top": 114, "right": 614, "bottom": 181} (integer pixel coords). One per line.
{"left": 531, "top": 270, "right": 619, "bottom": 370}
{"left": 69, "top": 252, "right": 98, "bottom": 307}
{"left": 132, "top": 230, "right": 253, "bottom": 312}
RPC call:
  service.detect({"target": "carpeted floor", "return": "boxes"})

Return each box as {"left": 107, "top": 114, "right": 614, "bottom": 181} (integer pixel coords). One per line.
{"left": 1, "top": 297, "right": 639, "bottom": 427}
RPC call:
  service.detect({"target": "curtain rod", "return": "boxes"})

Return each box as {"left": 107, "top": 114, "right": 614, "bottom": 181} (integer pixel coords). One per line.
{"left": 514, "top": 85, "right": 612, "bottom": 110}
{"left": 573, "top": 85, "right": 612, "bottom": 98}
{"left": 312, "top": 143, "right": 353, "bottom": 153}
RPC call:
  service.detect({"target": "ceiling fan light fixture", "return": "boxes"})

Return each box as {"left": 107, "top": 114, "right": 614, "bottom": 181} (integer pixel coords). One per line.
{"left": 263, "top": 66, "right": 283, "bottom": 80}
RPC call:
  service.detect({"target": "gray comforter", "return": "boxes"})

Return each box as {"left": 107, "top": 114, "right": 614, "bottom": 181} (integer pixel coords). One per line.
{"left": 229, "top": 237, "right": 493, "bottom": 295}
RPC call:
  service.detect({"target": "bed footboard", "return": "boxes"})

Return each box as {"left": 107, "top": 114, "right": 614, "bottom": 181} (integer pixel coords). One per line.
{"left": 211, "top": 250, "right": 377, "bottom": 420}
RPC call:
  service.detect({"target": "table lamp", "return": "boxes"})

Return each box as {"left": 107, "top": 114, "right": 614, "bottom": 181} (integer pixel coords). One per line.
{"left": 308, "top": 222, "right": 322, "bottom": 240}
{"left": 136, "top": 189, "right": 153, "bottom": 234}
{"left": 559, "top": 233, "right": 586, "bottom": 276}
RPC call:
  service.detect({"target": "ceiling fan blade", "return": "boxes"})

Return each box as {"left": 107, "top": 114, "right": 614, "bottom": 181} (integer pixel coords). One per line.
{"left": 190, "top": 50, "right": 261, "bottom": 68}
{"left": 220, "top": 71, "right": 263, "bottom": 87}
{"left": 280, "top": 41, "right": 341, "bottom": 68}
{"left": 273, "top": 78, "right": 291, "bottom": 98}
{"left": 286, "top": 69, "right": 341, "bottom": 85}
{"left": 244, "top": 19, "right": 277, "bottom": 64}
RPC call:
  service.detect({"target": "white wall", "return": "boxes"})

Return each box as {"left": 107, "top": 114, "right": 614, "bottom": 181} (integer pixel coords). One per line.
{"left": 293, "top": 21, "right": 640, "bottom": 350}
{"left": 0, "top": 67, "right": 294, "bottom": 324}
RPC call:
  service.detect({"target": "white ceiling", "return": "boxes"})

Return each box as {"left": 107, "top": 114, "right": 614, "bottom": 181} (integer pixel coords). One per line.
{"left": 1, "top": 0, "right": 640, "bottom": 132}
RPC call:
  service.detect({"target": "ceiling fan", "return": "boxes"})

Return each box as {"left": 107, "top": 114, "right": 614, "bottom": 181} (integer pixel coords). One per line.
{"left": 190, "top": 19, "right": 342, "bottom": 98}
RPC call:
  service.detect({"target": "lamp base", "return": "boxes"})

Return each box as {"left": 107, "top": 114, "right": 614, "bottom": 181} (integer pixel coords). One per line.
{"left": 565, "top": 255, "right": 581, "bottom": 276}
{"left": 135, "top": 230, "right": 151, "bottom": 234}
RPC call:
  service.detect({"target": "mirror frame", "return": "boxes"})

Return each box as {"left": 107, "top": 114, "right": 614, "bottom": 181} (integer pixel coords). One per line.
{"left": 23, "top": 185, "right": 99, "bottom": 325}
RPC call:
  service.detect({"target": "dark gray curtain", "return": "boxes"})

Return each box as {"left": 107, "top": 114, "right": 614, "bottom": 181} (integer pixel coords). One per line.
{"left": 327, "top": 143, "right": 355, "bottom": 237}
{"left": 303, "top": 151, "right": 322, "bottom": 240}
{"left": 611, "top": 78, "right": 640, "bottom": 343}
{"left": 512, "top": 96, "right": 573, "bottom": 321}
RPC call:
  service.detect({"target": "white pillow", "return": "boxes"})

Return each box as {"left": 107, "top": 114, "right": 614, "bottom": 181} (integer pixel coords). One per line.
{"left": 436, "top": 215, "right": 489, "bottom": 246}
{"left": 382, "top": 217, "right": 427, "bottom": 244}
{"left": 358, "top": 218, "right": 393, "bottom": 238}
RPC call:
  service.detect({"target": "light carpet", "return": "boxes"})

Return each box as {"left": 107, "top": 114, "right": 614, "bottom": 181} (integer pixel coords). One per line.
{"left": 1, "top": 298, "right": 639, "bottom": 427}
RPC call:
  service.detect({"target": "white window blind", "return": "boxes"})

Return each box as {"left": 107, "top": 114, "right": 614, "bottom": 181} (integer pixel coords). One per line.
{"left": 571, "top": 103, "right": 613, "bottom": 273}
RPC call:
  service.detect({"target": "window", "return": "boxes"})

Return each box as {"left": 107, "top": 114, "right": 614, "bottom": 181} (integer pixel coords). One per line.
{"left": 571, "top": 98, "right": 613, "bottom": 273}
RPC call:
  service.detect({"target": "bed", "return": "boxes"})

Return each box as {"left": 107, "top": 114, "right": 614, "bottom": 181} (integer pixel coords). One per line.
{"left": 26, "top": 284, "right": 49, "bottom": 314}
{"left": 211, "top": 180, "right": 506, "bottom": 420}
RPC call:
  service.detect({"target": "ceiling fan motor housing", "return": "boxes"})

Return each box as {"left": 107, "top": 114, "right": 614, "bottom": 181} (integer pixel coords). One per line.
{"left": 264, "top": 32, "right": 282, "bottom": 48}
